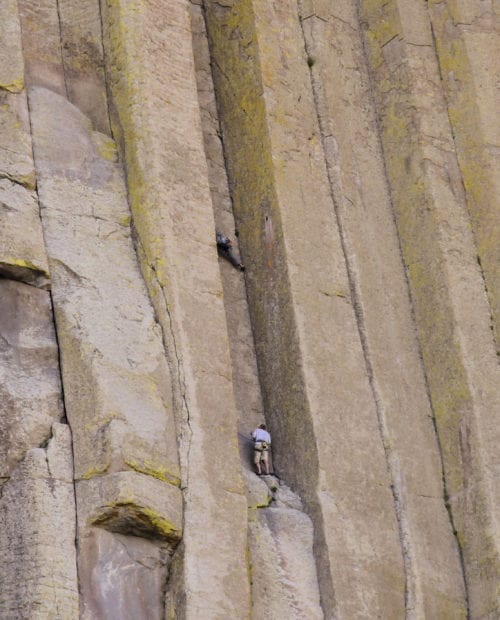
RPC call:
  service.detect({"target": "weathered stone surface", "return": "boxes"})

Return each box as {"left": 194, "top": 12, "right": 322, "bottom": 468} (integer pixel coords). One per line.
{"left": 360, "top": 0, "right": 500, "bottom": 616}
{"left": 101, "top": 1, "right": 250, "bottom": 616}
{"left": 29, "top": 86, "right": 180, "bottom": 487}
{"left": 2, "top": 0, "right": 496, "bottom": 616}
{"left": 17, "top": 0, "right": 66, "bottom": 95}
{"left": 429, "top": 0, "right": 500, "bottom": 351}
{"left": 298, "top": 0, "right": 467, "bottom": 615}
{"left": 76, "top": 472, "right": 182, "bottom": 619}
{"left": 78, "top": 528, "right": 171, "bottom": 620}
{"left": 0, "top": 280, "right": 63, "bottom": 481}
{"left": 77, "top": 471, "right": 182, "bottom": 541}
{"left": 0, "top": 2, "right": 36, "bottom": 190}
{"left": 58, "top": 0, "right": 110, "bottom": 134}
{"left": 0, "top": 423, "right": 79, "bottom": 618}
{"left": 248, "top": 480, "right": 322, "bottom": 619}
{"left": 0, "top": 0, "right": 24, "bottom": 93}
{"left": 0, "top": 179, "right": 49, "bottom": 286}
{"left": 205, "top": 0, "right": 405, "bottom": 615}
{"left": 189, "top": 3, "right": 266, "bottom": 447}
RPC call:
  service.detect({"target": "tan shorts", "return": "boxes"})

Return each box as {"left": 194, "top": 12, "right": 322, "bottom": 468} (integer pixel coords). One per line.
{"left": 253, "top": 442, "right": 269, "bottom": 465}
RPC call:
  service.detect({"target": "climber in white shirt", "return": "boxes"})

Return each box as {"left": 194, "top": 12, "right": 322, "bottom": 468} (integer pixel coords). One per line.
{"left": 251, "top": 424, "right": 271, "bottom": 475}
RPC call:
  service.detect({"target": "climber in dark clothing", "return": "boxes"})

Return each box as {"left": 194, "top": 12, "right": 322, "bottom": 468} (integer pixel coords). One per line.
{"left": 216, "top": 231, "right": 245, "bottom": 271}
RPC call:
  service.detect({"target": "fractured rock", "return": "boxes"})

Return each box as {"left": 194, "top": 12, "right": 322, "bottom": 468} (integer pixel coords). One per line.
{"left": 29, "top": 86, "right": 180, "bottom": 486}
{"left": 0, "top": 423, "right": 79, "bottom": 618}
{"left": 0, "top": 179, "right": 49, "bottom": 287}
{"left": 0, "top": 0, "right": 24, "bottom": 93}
{"left": 0, "top": 91, "right": 36, "bottom": 190}
{"left": 0, "top": 280, "right": 63, "bottom": 481}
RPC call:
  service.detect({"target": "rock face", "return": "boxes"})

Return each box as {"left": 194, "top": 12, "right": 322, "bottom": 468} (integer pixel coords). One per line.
{"left": 0, "top": 0, "right": 498, "bottom": 618}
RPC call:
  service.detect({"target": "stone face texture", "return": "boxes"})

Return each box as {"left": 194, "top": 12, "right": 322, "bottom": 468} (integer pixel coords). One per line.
{"left": 298, "top": 0, "right": 466, "bottom": 615}
{"left": 0, "top": 423, "right": 79, "bottom": 618}
{"left": 77, "top": 472, "right": 182, "bottom": 542}
{"left": 0, "top": 280, "right": 63, "bottom": 482}
{"left": 428, "top": 0, "right": 500, "bottom": 350}
{"left": 189, "top": 3, "right": 266, "bottom": 446}
{"left": 0, "top": 91, "right": 36, "bottom": 190}
{"left": 246, "top": 476, "right": 323, "bottom": 619}
{"left": 77, "top": 473, "right": 182, "bottom": 620}
{"left": 28, "top": 82, "right": 183, "bottom": 615}
{"left": 58, "top": 0, "right": 111, "bottom": 134}
{"left": 29, "top": 86, "right": 180, "bottom": 487}
{"left": 77, "top": 528, "right": 171, "bottom": 620}
{"left": 100, "top": 1, "right": 250, "bottom": 616}
{"left": 0, "top": 0, "right": 24, "bottom": 93}
{"left": 0, "top": 180, "right": 50, "bottom": 287}
{"left": 360, "top": 0, "right": 500, "bottom": 616}
{"left": 17, "top": 0, "right": 66, "bottom": 95}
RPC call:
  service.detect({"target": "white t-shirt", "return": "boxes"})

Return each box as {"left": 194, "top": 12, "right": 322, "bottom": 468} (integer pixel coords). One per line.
{"left": 252, "top": 428, "right": 271, "bottom": 443}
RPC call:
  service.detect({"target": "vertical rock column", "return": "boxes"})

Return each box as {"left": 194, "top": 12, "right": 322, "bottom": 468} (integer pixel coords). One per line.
{"left": 0, "top": 1, "right": 79, "bottom": 616}
{"left": 298, "top": 0, "right": 466, "bottom": 616}
{"left": 428, "top": 0, "right": 500, "bottom": 350}
{"left": 190, "top": 5, "right": 323, "bottom": 616}
{"left": 29, "top": 86, "right": 183, "bottom": 619}
{"left": 0, "top": 424, "right": 79, "bottom": 618}
{"left": 0, "top": 0, "right": 47, "bottom": 285}
{"left": 100, "top": 1, "right": 250, "bottom": 617}
{"left": 19, "top": 0, "right": 184, "bottom": 616}
{"left": 360, "top": 0, "right": 500, "bottom": 616}
{"left": 204, "top": 0, "right": 406, "bottom": 616}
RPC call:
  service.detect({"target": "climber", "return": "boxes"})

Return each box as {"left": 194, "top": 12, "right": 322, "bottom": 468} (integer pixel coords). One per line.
{"left": 252, "top": 423, "right": 271, "bottom": 476}
{"left": 216, "top": 230, "right": 245, "bottom": 271}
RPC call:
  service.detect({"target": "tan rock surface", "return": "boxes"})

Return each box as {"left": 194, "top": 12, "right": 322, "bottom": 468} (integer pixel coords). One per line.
{"left": 17, "top": 0, "right": 66, "bottom": 95}
{"left": 429, "top": 0, "right": 500, "bottom": 350}
{"left": 77, "top": 472, "right": 182, "bottom": 620}
{"left": 0, "top": 0, "right": 497, "bottom": 616}
{"left": 205, "top": 0, "right": 405, "bottom": 615}
{"left": 0, "top": 180, "right": 49, "bottom": 287}
{"left": 29, "top": 86, "right": 180, "bottom": 486}
{"left": 78, "top": 528, "right": 172, "bottom": 620}
{"left": 58, "top": 0, "right": 110, "bottom": 134}
{"left": 100, "top": 1, "right": 250, "bottom": 616}
{"left": 77, "top": 471, "right": 182, "bottom": 541}
{"left": 360, "top": 0, "right": 500, "bottom": 615}
{"left": 0, "top": 0, "right": 24, "bottom": 93}
{"left": 246, "top": 476, "right": 323, "bottom": 619}
{"left": 298, "top": 0, "right": 467, "bottom": 615}
{"left": 0, "top": 91, "right": 36, "bottom": 190}
{"left": 0, "top": 423, "right": 79, "bottom": 618}
{"left": 0, "top": 280, "right": 63, "bottom": 482}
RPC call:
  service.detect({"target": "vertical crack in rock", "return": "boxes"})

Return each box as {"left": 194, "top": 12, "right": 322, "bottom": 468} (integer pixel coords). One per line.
{"left": 426, "top": 9, "right": 497, "bottom": 358}
{"left": 95, "top": 0, "right": 191, "bottom": 494}
{"left": 97, "top": 0, "right": 118, "bottom": 139}
{"left": 192, "top": 3, "right": 322, "bottom": 615}
{"left": 296, "top": 3, "right": 415, "bottom": 614}
{"left": 54, "top": 0, "right": 69, "bottom": 99}
{"left": 20, "top": 17, "right": 83, "bottom": 602}
{"left": 131, "top": 228, "right": 193, "bottom": 490}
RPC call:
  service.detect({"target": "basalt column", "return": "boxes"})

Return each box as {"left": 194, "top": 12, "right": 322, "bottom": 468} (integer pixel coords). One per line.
{"left": 18, "top": 0, "right": 183, "bottom": 617}
{"left": 190, "top": 4, "right": 323, "bottom": 617}
{"left": 360, "top": 0, "right": 500, "bottom": 616}
{"left": 428, "top": 0, "right": 500, "bottom": 351}
{"left": 204, "top": 0, "right": 406, "bottom": 616}
{"left": 0, "top": 1, "right": 78, "bottom": 616}
{"left": 298, "top": 0, "right": 467, "bottom": 616}
{"left": 100, "top": 1, "right": 250, "bottom": 616}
